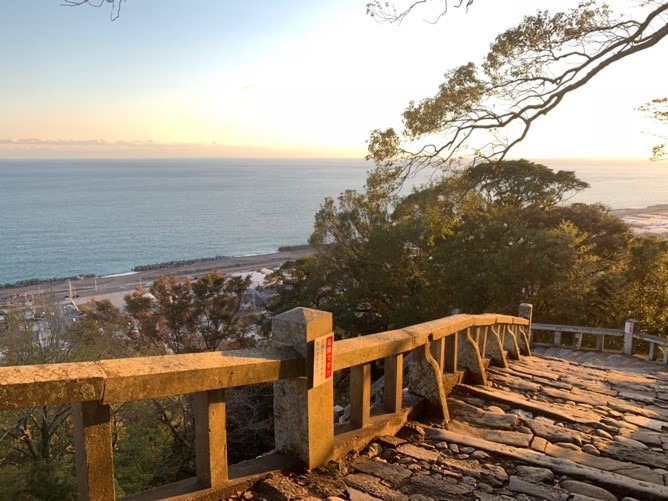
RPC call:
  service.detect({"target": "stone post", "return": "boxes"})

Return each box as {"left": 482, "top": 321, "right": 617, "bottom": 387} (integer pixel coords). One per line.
{"left": 519, "top": 303, "right": 533, "bottom": 345}
{"left": 624, "top": 319, "right": 638, "bottom": 356}
{"left": 72, "top": 400, "right": 115, "bottom": 501}
{"left": 194, "top": 389, "right": 227, "bottom": 487}
{"left": 272, "top": 307, "right": 334, "bottom": 470}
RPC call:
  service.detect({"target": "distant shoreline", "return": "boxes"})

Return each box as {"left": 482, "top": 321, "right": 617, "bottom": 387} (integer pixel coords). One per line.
{"left": 0, "top": 246, "right": 313, "bottom": 303}
{"left": 3, "top": 203, "right": 667, "bottom": 300}
{"left": 613, "top": 204, "right": 668, "bottom": 237}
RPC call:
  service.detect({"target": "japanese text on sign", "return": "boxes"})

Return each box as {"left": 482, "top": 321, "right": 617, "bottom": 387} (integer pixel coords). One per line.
{"left": 313, "top": 333, "right": 334, "bottom": 388}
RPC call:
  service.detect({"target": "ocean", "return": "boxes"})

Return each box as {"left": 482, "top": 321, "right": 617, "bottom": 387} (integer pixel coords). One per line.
{"left": 1, "top": 158, "right": 667, "bottom": 284}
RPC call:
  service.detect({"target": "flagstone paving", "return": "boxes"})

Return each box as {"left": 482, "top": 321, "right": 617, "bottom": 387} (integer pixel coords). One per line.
{"left": 234, "top": 349, "right": 668, "bottom": 500}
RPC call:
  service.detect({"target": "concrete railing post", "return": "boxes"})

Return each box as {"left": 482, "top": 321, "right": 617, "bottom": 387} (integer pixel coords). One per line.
{"left": 194, "top": 388, "right": 227, "bottom": 487}
{"left": 519, "top": 303, "right": 533, "bottom": 346}
{"left": 383, "top": 354, "right": 403, "bottom": 413}
{"left": 272, "top": 307, "right": 334, "bottom": 470}
{"left": 72, "top": 400, "right": 115, "bottom": 501}
{"left": 624, "top": 319, "right": 638, "bottom": 356}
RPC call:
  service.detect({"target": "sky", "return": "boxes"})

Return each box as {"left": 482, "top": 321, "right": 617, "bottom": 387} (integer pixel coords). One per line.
{"left": 0, "top": 0, "right": 666, "bottom": 159}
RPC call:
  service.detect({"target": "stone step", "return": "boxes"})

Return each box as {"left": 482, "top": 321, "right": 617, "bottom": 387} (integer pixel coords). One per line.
{"left": 425, "top": 427, "right": 668, "bottom": 501}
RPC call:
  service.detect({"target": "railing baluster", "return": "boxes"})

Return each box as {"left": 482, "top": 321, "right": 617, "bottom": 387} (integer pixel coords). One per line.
{"left": 72, "top": 400, "right": 115, "bottom": 501}
{"left": 195, "top": 388, "right": 228, "bottom": 488}
{"left": 430, "top": 338, "right": 445, "bottom": 371}
{"left": 648, "top": 342, "right": 657, "bottom": 362}
{"left": 596, "top": 334, "right": 605, "bottom": 351}
{"left": 444, "top": 332, "right": 458, "bottom": 373}
{"left": 350, "top": 363, "right": 371, "bottom": 428}
{"left": 384, "top": 354, "right": 403, "bottom": 413}
{"left": 480, "top": 326, "right": 488, "bottom": 357}
{"left": 554, "top": 331, "right": 562, "bottom": 347}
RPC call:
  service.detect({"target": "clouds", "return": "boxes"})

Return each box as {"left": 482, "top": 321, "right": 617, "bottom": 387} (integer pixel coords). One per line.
{"left": 0, "top": 137, "right": 363, "bottom": 159}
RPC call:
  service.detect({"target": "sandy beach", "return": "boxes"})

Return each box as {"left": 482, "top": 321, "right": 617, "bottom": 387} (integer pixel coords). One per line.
{"left": 0, "top": 247, "right": 313, "bottom": 307}
{"left": 613, "top": 204, "right": 668, "bottom": 237}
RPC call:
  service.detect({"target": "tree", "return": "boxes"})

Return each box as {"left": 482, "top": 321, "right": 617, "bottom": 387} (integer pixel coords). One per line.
{"left": 124, "top": 271, "right": 251, "bottom": 354}
{"left": 639, "top": 97, "right": 668, "bottom": 160}
{"left": 62, "top": 0, "right": 124, "bottom": 21}
{"left": 366, "top": 0, "right": 474, "bottom": 24}
{"left": 0, "top": 296, "right": 141, "bottom": 500}
{"left": 267, "top": 160, "right": 629, "bottom": 335}
{"left": 367, "top": 1, "right": 668, "bottom": 175}
{"left": 622, "top": 236, "right": 668, "bottom": 336}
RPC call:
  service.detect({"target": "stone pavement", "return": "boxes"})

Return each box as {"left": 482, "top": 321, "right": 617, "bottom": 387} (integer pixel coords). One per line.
{"left": 231, "top": 350, "right": 668, "bottom": 501}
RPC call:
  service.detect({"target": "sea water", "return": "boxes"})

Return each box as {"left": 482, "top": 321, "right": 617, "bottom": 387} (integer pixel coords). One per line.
{"left": 1, "top": 158, "right": 666, "bottom": 284}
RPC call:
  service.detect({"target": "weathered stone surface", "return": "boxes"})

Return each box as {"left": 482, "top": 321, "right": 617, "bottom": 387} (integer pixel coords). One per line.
{"left": 426, "top": 426, "right": 668, "bottom": 500}
{"left": 613, "top": 435, "right": 648, "bottom": 450}
{"left": 530, "top": 436, "right": 549, "bottom": 453}
{"left": 472, "top": 491, "right": 508, "bottom": 501}
{"left": 592, "top": 437, "right": 668, "bottom": 469}
{"left": 582, "top": 444, "right": 600, "bottom": 456}
{"left": 568, "top": 495, "right": 610, "bottom": 501}
{"left": 363, "top": 443, "right": 382, "bottom": 458}
{"left": 447, "top": 420, "right": 531, "bottom": 448}
{"left": 470, "top": 450, "right": 490, "bottom": 460}
{"left": 377, "top": 435, "right": 407, "bottom": 449}
{"left": 621, "top": 430, "right": 663, "bottom": 447}
{"left": 516, "top": 465, "right": 554, "bottom": 483}
{"left": 508, "top": 476, "right": 569, "bottom": 501}
{"left": 409, "top": 345, "right": 450, "bottom": 419}
{"left": 351, "top": 458, "right": 411, "bottom": 488}
{"left": 397, "top": 444, "right": 439, "bottom": 463}
{"left": 543, "top": 442, "right": 665, "bottom": 483}
{"left": 481, "top": 463, "right": 508, "bottom": 487}
{"left": 252, "top": 473, "right": 310, "bottom": 501}
{"left": 448, "top": 399, "right": 519, "bottom": 429}
{"left": 0, "top": 361, "right": 106, "bottom": 411}
{"left": 525, "top": 418, "right": 582, "bottom": 446}
{"left": 344, "top": 473, "right": 408, "bottom": 501}
{"left": 555, "top": 442, "right": 582, "bottom": 451}
{"left": 401, "top": 474, "right": 475, "bottom": 498}
{"left": 541, "top": 386, "right": 608, "bottom": 407}
{"left": 460, "top": 384, "right": 601, "bottom": 425}
{"left": 560, "top": 479, "right": 617, "bottom": 501}
{"left": 488, "top": 372, "right": 542, "bottom": 393}
{"left": 458, "top": 327, "right": 488, "bottom": 385}
{"left": 624, "top": 414, "right": 668, "bottom": 432}
{"left": 407, "top": 495, "right": 433, "bottom": 501}
{"left": 396, "top": 422, "right": 426, "bottom": 440}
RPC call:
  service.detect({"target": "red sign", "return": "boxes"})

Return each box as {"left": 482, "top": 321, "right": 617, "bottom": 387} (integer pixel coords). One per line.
{"left": 325, "top": 335, "right": 333, "bottom": 379}
{"left": 313, "top": 333, "right": 334, "bottom": 387}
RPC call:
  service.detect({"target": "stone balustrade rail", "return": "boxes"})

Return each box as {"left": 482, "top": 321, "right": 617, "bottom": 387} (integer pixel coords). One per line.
{"left": 531, "top": 321, "right": 668, "bottom": 363}
{"left": 0, "top": 307, "right": 531, "bottom": 501}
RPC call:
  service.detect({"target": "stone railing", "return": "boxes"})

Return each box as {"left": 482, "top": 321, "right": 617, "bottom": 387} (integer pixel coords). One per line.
{"left": 0, "top": 307, "right": 531, "bottom": 500}
{"left": 531, "top": 319, "right": 668, "bottom": 363}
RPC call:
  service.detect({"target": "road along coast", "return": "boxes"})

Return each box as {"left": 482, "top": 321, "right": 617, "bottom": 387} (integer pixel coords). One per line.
{"left": 0, "top": 247, "right": 313, "bottom": 307}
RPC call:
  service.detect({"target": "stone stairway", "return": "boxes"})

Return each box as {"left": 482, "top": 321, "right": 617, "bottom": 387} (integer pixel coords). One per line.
{"left": 232, "top": 352, "right": 668, "bottom": 501}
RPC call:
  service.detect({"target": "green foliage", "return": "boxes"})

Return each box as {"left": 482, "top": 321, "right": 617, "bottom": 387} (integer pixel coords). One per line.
{"left": 0, "top": 271, "right": 258, "bottom": 498}
{"left": 267, "top": 160, "right": 668, "bottom": 341}
{"left": 460, "top": 160, "right": 589, "bottom": 209}
{"left": 622, "top": 237, "right": 668, "bottom": 336}
{"left": 638, "top": 97, "right": 668, "bottom": 160}
{"left": 368, "top": 1, "right": 668, "bottom": 171}
{"left": 124, "top": 271, "right": 252, "bottom": 353}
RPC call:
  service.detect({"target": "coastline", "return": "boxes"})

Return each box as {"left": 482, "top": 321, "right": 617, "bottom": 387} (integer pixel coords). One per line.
{"left": 3, "top": 204, "right": 667, "bottom": 306}
{"left": 613, "top": 204, "right": 668, "bottom": 237}
{"left": 0, "top": 247, "right": 313, "bottom": 306}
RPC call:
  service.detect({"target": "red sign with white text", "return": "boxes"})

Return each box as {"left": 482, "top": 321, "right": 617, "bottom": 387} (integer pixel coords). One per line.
{"left": 313, "top": 333, "right": 334, "bottom": 387}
